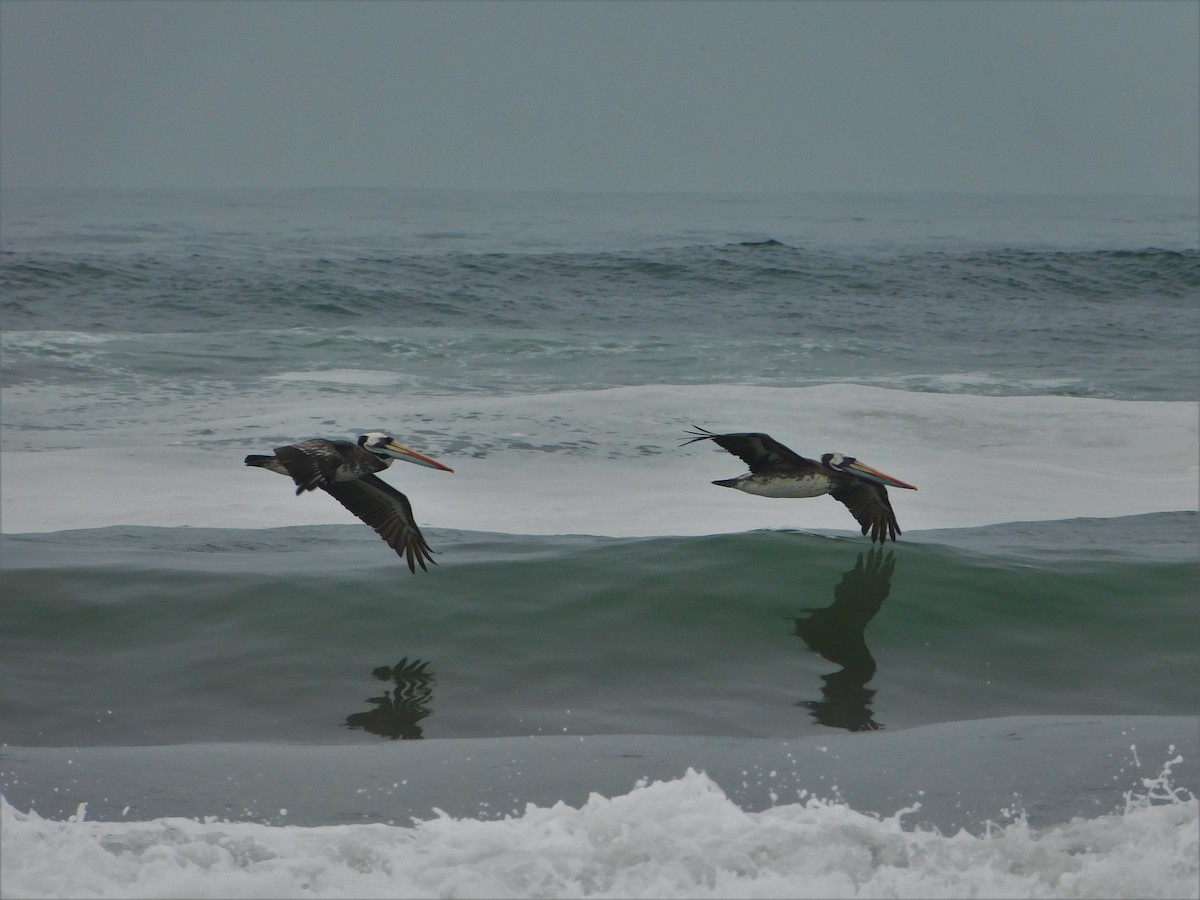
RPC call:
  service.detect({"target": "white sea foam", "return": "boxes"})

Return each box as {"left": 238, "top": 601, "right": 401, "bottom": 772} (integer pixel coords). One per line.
{"left": 2, "top": 384, "right": 1195, "bottom": 537}
{"left": 3, "top": 766, "right": 1196, "bottom": 900}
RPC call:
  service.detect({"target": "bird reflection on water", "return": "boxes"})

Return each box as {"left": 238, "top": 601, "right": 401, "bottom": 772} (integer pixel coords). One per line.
{"left": 341, "top": 552, "right": 896, "bottom": 739}
{"left": 793, "top": 548, "right": 896, "bottom": 732}
{"left": 345, "top": 657, "right": 435, "bottom": 740}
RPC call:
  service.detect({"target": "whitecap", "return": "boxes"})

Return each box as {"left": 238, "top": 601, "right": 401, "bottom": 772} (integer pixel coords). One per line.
{"left": 3, "top": 765, "right": 1196, "bottom": 899}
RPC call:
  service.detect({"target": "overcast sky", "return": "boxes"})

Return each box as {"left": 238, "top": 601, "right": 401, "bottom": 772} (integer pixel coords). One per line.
{"left": 1, "top": 0, "right": 1196, "bottom": 195}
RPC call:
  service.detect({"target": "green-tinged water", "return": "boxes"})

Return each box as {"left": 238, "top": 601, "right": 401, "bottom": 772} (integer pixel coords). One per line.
{"left": 2, "top": 513, "right": 1195, "bottom": 747}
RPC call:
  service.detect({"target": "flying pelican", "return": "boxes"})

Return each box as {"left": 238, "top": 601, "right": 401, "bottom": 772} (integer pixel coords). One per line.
{"left": 245, "top": 432, "right": 453, "bottom": 572}
{"left": 683, "top": 427, "right": 917, "bottom": 543}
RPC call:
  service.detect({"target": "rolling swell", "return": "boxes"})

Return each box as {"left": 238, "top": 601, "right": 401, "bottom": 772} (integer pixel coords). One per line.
{"left": 4, "top": 242, "right": 1195, "bottom": 401}
{"left": 3, "top": 245, "right": 1196, "bottom": 333}
{"left": 2, "top": 513, "right": 1195, "bottom": 747}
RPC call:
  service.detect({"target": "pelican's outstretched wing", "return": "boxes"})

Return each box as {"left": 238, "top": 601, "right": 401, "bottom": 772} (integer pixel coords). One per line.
{"left": 682, "top": 427, "right": 815, "bottom": 473}
{"left": 829, "top": 480, "right": 901, "bottom": 544}
{"left": 321, "top": 474, "right": 436, "bottom": 573}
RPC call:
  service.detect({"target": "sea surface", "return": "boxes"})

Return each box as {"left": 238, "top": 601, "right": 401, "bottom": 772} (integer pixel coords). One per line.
{"left": 1, "top": 188, "right": 1198, "bottom": 898}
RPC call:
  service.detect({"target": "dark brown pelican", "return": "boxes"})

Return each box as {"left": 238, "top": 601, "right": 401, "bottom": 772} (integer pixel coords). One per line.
{"left": 683, "top": 427, "right": 917, "bottom": 543}
{"left": 245, "top": 432, "right": 453, "bottom": 572}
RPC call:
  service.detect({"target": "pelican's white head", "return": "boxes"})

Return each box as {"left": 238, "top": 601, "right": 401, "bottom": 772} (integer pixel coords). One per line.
{"left": 357, "top": 433, "right": 454, "bottom": 472}
{"left": 824, "top": 452, "right": 917, "bottom": 490}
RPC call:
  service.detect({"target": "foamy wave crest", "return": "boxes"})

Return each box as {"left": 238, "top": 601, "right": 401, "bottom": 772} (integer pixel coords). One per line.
{"left": 2, "top": 383, "right": 1196, "bottom": 536}
{"left": 4, "top": 764, "right": 1196, "bottom": 900}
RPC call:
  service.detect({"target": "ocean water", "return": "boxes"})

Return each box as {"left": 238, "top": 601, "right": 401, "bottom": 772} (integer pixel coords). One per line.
{"left": 1, "top": 188, "right": 1197, "bottom": 898}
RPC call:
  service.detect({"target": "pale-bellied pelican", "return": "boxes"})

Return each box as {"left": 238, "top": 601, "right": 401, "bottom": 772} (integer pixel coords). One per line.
{"left": 684, "top": 428, "right": 917, "bottom": 543}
